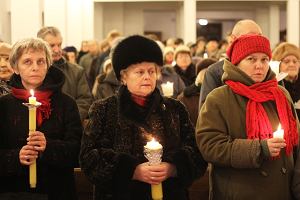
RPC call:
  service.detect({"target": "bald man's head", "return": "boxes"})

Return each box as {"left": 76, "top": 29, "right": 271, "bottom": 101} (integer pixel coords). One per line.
{"left": 230, "top": 19, "right": 262, "bottom": 43}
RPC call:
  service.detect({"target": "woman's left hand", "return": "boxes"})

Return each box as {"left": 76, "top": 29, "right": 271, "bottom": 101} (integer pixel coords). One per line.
{"left": 27, "top": 131, "right": 47, "bottom": 152}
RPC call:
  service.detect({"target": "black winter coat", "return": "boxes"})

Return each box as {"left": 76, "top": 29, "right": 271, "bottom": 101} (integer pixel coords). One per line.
{"left": 0, "top": 67, "right": 83, "bottom": 200}
{"left": 80, "top": 85, "right": 207, "bottom": 200}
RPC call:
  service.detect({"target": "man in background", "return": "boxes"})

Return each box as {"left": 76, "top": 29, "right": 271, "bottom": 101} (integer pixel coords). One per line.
{"left": 37, "top": 26, "right": 93, "bottom": 122}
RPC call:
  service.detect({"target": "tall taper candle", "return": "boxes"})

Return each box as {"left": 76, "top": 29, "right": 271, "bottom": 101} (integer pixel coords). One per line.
{"left": 28, "top": 89, "right": 37, "bottom": 188}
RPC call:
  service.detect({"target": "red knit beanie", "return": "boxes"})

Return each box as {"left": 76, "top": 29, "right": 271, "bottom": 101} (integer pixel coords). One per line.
{"left": 226, "top": 34, "right": 272, "bottom": 65}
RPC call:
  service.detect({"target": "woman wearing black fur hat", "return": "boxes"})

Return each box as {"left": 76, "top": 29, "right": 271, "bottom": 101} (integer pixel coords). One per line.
{"left": 80, "top": 35, "right": 207, "bottom": 200}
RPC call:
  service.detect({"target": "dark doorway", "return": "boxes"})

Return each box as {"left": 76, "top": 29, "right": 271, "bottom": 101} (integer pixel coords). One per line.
{"left": 197, "top": 23, "right": 222, "bottom": 41}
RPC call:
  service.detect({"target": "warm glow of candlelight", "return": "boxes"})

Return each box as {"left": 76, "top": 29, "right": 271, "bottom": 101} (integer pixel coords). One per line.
{"left": 161, "top": 81, "right": 174, "bottom": 97}
{"left": 278, "top": 124, "right": 283, "bottom": 131}
{"left": 29, "top": 90, "right": 36, "bottom": 105}
{"left": 273, "top": 123, "right": 284, "bottom": 139}
{"left": 145, "top": 138, "right": 162, "bottom": 150}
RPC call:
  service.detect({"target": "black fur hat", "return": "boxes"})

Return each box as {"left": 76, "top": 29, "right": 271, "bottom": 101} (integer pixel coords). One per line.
{"left": 112, "top": 35, "right": 163, "bottom": 80}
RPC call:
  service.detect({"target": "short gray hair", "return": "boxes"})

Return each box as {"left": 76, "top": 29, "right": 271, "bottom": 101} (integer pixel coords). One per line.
{"left": 10, "top": 38, "right": 52, "bottom": 68}
{"left": 37, "top": 26, "right": 61, "bottom": 39}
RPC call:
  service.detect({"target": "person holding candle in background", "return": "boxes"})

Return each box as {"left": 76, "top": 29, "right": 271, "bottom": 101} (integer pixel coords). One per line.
{"left": 196, "top": 34, "right": 299, "bottom": 200}
{"left": 0, "top": 38, "right": 82, "bottom": 200}
{"left": 80, "top": 35, "right": 207, "bottom": 200}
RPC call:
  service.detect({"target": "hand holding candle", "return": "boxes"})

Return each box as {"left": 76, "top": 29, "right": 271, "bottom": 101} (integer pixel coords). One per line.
{"left": 144, "top": 138, "right": 163, "bottom": 200}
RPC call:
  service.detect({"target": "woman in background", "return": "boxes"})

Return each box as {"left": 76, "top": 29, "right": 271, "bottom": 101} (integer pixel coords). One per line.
{"left": 272, "top": 42, "right": 300, "bottom": 119}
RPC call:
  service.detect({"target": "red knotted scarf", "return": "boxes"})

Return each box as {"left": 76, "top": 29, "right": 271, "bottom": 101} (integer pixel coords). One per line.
{"left": 11, "top": 88, "right": 53, "bottom": 127}
{"left": 225, "top": 79, "right": 298, "bottom": 156}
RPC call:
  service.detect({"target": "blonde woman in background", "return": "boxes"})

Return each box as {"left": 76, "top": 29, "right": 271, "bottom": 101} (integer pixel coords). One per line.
{"left": 272, "top": 42, "right": 300, "bottom": 119}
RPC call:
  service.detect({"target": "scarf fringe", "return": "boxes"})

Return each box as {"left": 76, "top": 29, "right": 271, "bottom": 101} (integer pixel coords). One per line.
{"left": 226, "top": 79, "right": 298, "bottom": 156}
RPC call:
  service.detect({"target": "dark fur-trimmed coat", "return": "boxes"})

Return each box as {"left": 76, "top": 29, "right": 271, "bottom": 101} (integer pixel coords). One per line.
{"left": 0, "top": 67, "right": 83, "bottom": 200}
{"left": 80, "top": 85, "right": 207, "bottom": 200}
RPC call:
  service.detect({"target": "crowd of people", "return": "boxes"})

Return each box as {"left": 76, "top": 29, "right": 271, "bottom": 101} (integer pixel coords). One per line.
{"left": 0, "top": 18, "right": 300, "bottom": 200}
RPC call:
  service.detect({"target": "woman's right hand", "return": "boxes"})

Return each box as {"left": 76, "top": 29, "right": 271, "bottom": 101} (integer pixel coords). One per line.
{"left": 19, "top": 145, "right": 38, "bottom": 165}
{"left": 267, "top": 138, "right": 286, "bottom": 157}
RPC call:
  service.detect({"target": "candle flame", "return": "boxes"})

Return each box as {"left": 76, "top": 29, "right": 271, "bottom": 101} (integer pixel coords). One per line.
{"left": 277, "top": 123, "right": 281, "bottom": 131}
{"left": 30, "top": 89, "right": 34, "bottom": 97}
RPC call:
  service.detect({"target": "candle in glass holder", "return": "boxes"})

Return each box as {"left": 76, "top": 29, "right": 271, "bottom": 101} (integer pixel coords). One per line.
{"left": 161, "top": 81, "right": 174, "bottom": 97}
{"left": 28, "top": 89, "right": 37, "bottom": 188}
{"left": 144, "top": 138, "right": 163, "bottom": 200}
{"left": 273, "top": 124, "right": 284, "bottom": 139}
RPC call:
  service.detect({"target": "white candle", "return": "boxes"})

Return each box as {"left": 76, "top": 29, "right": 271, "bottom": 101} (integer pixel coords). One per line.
{"left": 144, "top": 138, "right": 163, "bottom": 200}
{"left": 28, "top": 89, "right": 37, "bottom": 188}
{"left": 145, "top": 138, "right": 162, "bottom": 150}
{"left": 29, "top": 89, "right": 36, "bottom": 105}
{"left": 161, "top": 81, "right": 174, "bottom": 97}
{"left": 273, "top": 124, "right": 284, "bottom": 139}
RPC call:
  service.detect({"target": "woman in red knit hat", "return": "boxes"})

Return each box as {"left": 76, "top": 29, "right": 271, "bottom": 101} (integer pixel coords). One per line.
{"left": 196, "top": 34, "right": 299, "bottom": 200}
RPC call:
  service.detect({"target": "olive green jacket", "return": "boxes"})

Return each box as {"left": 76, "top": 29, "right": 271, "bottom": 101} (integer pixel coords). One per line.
{"left": 196, "top": 60, "right": 299, "bottom": 200}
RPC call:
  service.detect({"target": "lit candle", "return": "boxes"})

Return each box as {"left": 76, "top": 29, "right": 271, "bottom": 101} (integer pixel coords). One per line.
{"left": 273, "top": 124, "right": 284, "bottom": 139}
{"left": 161, "top": 81, "right": 174, "bottom": 97}
{"left": 144, "top": 138, "right": 163, "bottom": 200}
{"left": 145, "top": 138, "right": 163, "bottom": 150}
{"left": 28, "top": 89, "right": 37, "bottom": 188}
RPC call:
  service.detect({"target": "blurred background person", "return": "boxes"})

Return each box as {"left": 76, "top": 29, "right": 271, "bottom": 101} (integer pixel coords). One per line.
{"left": 63, "top": 46, "right": 78, "bottom": 64}
{"left": 177, "top": 58, "right": 217, "bottom": 127}
{"left": 88, "top": 29, "right": 122, "bottom": 89}
{"left": 92, "top": 57, "right": 120, "bottom": 100}
{"left": 0, "top": 42, "right": 13, "bottom": 96}
{"left": 79, "top": 40, "right": 100, "bottom": 75}
{"left": 272, "top": 42, "right": 300, "bottom": 119}
{"left": 37, "top": 26, "right": 93, "bottom": 122}
{"left": 173, "top": 45, "right": 196, "bottom": 87}
{"left": 195, "top": 36, "right": 206, "bottom": 58}
{"left": 77, "top": 40, "right": 89, "bottom": 64}
{"left": 163, "top": 46, "right": 174, "bottom": 66}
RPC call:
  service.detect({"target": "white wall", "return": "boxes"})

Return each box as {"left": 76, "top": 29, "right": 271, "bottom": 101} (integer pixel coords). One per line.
{"left": 44, "top": 0, "right": 94, "bottom": 49}
{"left": 94, "top": 2, "right": 182, "bottom": 41}
{"left": 144, "top": 10, "right": 176, "bottom": 41}
{"left": 11, "top": 0, "right": 42, "bottom": 43}
{"left": 0, "top": 0, "right": 11, "bottom": 43}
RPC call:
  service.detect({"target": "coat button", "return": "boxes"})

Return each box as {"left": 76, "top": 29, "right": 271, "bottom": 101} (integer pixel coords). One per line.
{"left": 260, "top": 170, "right": 268, "bottom": 177}
{"left": 281, "top": 167, "right": 287, "bottom": 174}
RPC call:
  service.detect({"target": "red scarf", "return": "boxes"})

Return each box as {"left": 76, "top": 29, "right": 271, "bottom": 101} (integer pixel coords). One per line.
{"left": 131, "top": 93, "right": 148, "bottom": 107}
{"left": 225, "top": 79, "right": 298, "bottom": 155}
{"left": 11, "top": 88, "right": 53, "bottom": 127}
